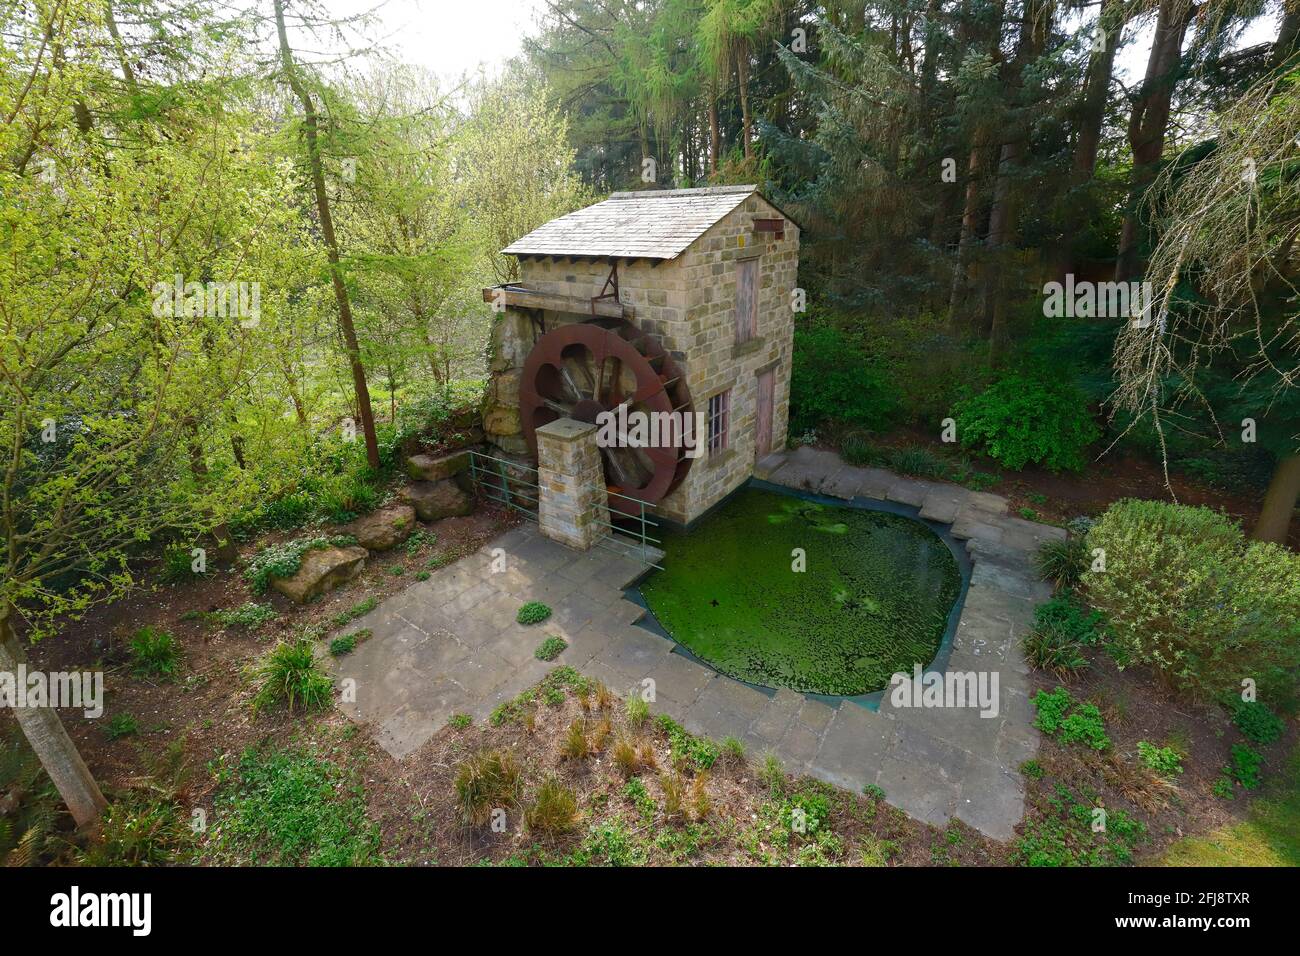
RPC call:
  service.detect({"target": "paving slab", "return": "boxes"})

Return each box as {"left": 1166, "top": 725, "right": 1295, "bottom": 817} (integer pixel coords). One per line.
{"left": 642, "top": 651, "right": 715, "bottom": 708}
{"left": 332, "top": 451, "right": 1054, "bottom": 842}
{"left": 591, "top": 626, "right": 673, "bottom": 683}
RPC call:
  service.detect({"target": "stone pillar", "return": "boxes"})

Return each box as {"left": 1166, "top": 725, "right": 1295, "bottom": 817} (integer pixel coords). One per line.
{"left": 536, "top": 418, "right": 609, "bottom": 551}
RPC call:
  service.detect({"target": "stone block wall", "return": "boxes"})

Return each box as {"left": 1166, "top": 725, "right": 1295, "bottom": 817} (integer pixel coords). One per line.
{"left": 655, "top": 193, "right": 798, "bottom": 525}
{"left": 536, "top": 419, "right": 610, "bottom": 550}
{"left": 492, "top": 190, "right": 799, "bottom": 528}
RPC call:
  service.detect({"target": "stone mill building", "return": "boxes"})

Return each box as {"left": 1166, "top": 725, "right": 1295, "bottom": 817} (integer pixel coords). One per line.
{"left": 481, "top": 184, "right": 800, "bottom": 528}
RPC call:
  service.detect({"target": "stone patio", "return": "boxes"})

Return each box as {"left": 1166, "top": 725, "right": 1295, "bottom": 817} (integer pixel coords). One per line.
{"left": 330, "top": 445, "right": 1065, "bottom": 840}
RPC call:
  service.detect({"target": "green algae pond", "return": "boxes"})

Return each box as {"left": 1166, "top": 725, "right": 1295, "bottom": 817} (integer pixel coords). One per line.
{"left": 638, "top": 486, "right": 964, "bottom": 696}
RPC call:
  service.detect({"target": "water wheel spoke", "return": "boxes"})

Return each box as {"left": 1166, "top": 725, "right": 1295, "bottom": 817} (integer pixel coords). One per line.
{"left": 559, "top": 363, "right": 590, "bottom": 401}
{"left": 542, "top": 398, "right": 572, "bottom": 416}
{"left": 602, "top": 445, "right": 638, "bottom": 489}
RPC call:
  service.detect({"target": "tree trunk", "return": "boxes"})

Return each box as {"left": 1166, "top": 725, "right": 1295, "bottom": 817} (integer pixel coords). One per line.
{"left": 736, "top": 54, "right": 753, "bottom": 161}
{"left": 983, "top": 138, "right": 1025, "bottom": 350}
{"left": 1058, "top": 0, "right": 1124, "bottom": 280}
{"left": 272, "top": 0, "right": 381, "bottom": 470}
{"left": 0, "top": 607, "right": 107, "bottom": 828}
{"left": 1115, "top": 0, "right": 1194, "bottom": 282}
{"left": 1251, "top": 453, "right": 1300, "bottom": 544}
{"left": 708, "top": 81, "right": 720, "bottom": 174}
{"left": 981, "top": 0, "right": 1054, "bottom": 348}
{"left": 948, "top": 138, "right": 987, "bottom": 324}
{"left": 1273, "top": 3, "right": 1300, "bottom": 70}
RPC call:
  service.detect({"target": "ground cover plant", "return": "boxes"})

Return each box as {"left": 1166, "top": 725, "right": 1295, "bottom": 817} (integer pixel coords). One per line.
{"left": 640, "top": 487, "right": 962, "bottom": 695}
{"left": 207, "top": 745, "right": 382, "bottom": 866}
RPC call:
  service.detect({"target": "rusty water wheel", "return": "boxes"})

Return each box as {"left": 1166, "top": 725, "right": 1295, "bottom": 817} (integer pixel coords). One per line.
{"left": 519, "top": 317, "right": 695, "bottom": 507}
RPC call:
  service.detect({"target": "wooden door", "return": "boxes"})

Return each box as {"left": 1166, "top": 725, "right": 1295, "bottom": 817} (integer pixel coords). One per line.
{"left": 755, "top": 368, "right": 774, "bottom": 458}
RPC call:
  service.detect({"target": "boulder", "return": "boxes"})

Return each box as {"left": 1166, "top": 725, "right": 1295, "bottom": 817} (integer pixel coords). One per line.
{"left": 271, "top": 546, "right": 368, "bottom": 604}
{"left": 492, "top": 368, "right": 522, "bottom": 405}
{"left": 482, "top": 403, "right": 522, "bottom": 440}
{"left": 406, "top": 450, "right": 470, "bottom": 483}
{"left": 344, "top": 503, "right": 416, "bottom": 551}
{"left": 402, "top": 478, "right": 474, "bottom": 521}
{"left": 491, "top": 433, "right": 532, "bottom": 458}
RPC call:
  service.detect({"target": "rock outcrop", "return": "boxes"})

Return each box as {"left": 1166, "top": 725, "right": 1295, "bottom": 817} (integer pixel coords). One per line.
{"left": 481, "top": 311, "right": 534, "bottom": 458}
{"left": 401, "top": 479, "right": 473, "bottom": 521}
{"left": 344, "top": 503, "right": 416, "bottom": 551}
{"left": 405, "top": 450, "right": 470, "bottom": 483}
{"left": 271, "top": 545, "right": 368, "bottom": 604}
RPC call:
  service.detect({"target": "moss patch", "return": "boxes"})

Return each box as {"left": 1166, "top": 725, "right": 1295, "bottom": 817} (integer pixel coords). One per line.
{"left": 640, "top": 488, "right": 961, "bottom": 695}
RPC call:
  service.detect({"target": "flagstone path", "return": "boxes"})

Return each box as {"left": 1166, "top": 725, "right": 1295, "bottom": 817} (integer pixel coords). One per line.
{"left": 328, "top": 445, "right": 1065, "bottom": 840}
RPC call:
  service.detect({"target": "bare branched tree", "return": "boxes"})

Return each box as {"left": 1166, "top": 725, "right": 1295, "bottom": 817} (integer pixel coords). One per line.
{"left": 1112, "top": 64, "right": 1300, "bottom": 542}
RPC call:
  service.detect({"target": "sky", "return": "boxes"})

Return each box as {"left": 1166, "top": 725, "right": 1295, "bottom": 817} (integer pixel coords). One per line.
{"left": 332, "top": 0, "right": 545, "bottom": 81}
{"left": 337, "top": 0, "right": 1282, "bottom": 89}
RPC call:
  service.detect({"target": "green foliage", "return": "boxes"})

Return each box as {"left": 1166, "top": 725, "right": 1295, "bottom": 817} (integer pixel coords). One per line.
{"left": 1137, "top": 742, "right": 1183, "bottom": 776}
{"left": 781, "top": 792, "right": 830, "bottom": 835}
{"left": 839, "top": 430, "right": 876, "bottom": 466}
{"left": 252, "top": 638, "right": 333, "bottom": 714}
{"left": 1019, "top": 759, "right": 1045, "bottom": 779}
{"left": 1231, "top": 700, "right": 1285, "bottom": 746}
{"left": 1022, "top": 592, "right": 1103, "bottom": 676}
{"left": 448, "top": 714, "right": 472, "bottom": 729}
{"left": 534, "top": 635, "right": 568, "bottom": 661}
{"left": 953, "top": 373, "right": 1100, "bottom": 472}
{"left": 655, "top": 714, "right": 720, "bottom": 771}
{"left": 887, "top": 444, "right": 949, "bottom": 480}
{"left": 211, "top": 602, "right": 278, "bottom": 629}
{"left": 0, "top": 729, "right": 61, "bottom": 867}
{"left": 329, "top": 629, "right": 370, "bottom": 657}
{"left": 623, "top": 777, "right": 656, "bottom": 823}
{"left": 1021, "top": 627, "right": 1087, "bottom": 676}
{"left": 209, "top": 746, "right": 381, "bottom": 866}
{"left": 625, "top": 693, "right": 650, "bottom": 727}
{"left": 1035, "top": 593, "right": 1105, "bottom": 645}
{"left": 525, "top": 778, "right": 579, "bottom": 835}
{"left": 1224, "top": 745, "right": 1264, "bottom": 791}
{"left": 516, "top": 601, "right": 552, "bottom": 625}
{"left": 1032, "top": 687, "right": 1110, "bottom": 751}
{"left": 105, "top": 714, "right": 139, "bottom": 741}
{"left": 332, "top": 596, "right": 378, "bottom": 627}
{"left": 81, "top": 788, "right": 193, "bottom": 866}
{"left": 1034, "top": 537, "right": 1089, "bottom": 588}
{"left": 159, "top": 545, "right": 203, "bottom": 584}
{"left": 567, "top": 820, "right": 649, "bottom": 867}
{"left": 244, "top": 535, "right": 357, "bottom": 594}
{"left": 1083, "top": 500, "right": 1300, "bottom": 705}
{"left": 760, "top": 753, "right": 786, "bottom": 797}
{"left": 129, "top": 627, "right": 182, "bottom": 680}
{"left": 454, "top": 751, "right": 521, "bottom": 827}
{"left": 789, "top": 324, "right": 900, "bottom": 434}
{"left": 1015, "top": 784, "right": 1147, "bottom": 866}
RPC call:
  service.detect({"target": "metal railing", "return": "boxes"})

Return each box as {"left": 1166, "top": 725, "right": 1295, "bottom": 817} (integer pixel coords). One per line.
{"left": 467, "top": 450, "right": 541, "bottom": 517}
{"left": 596, "top": 488, "right": 663, "bottom": 570}
{"left": 466, "top": 450, "right": 662, "bottom": 569}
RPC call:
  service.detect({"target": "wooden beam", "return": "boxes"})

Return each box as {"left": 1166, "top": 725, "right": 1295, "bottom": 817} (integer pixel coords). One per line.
{"left": 481, "top": 285, "right": 633, "bottom": 320}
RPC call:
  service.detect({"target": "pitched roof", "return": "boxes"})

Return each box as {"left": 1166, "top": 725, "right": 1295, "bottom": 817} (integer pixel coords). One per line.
{"left": 501, "top": 185, "right": 759, "bottom": 261}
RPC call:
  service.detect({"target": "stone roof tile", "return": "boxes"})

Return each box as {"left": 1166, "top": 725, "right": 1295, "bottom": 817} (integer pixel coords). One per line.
{"left": 502, "top": 185, "right": 758, "bottom": 260}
